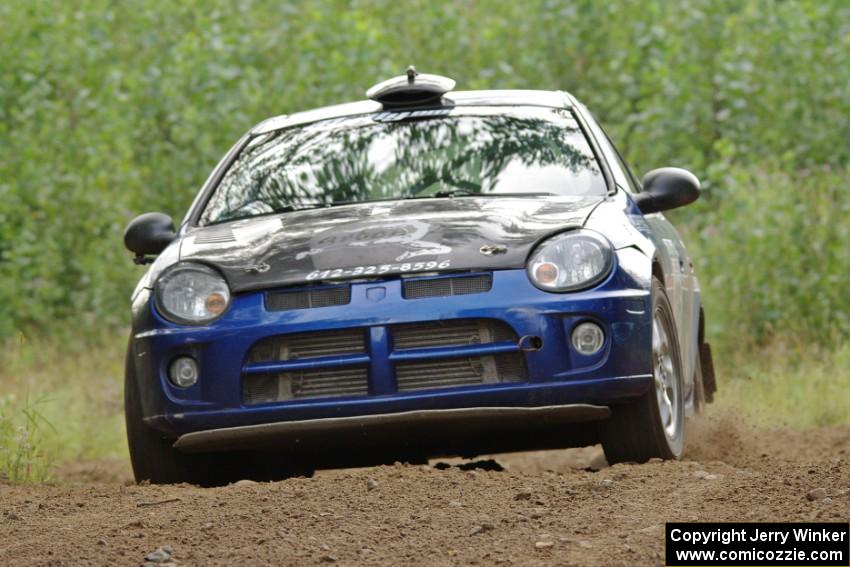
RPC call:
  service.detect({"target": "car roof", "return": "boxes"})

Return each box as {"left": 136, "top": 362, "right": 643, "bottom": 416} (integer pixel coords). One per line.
{"left": 250, "top": 89, "right": 574, "bottom": 135}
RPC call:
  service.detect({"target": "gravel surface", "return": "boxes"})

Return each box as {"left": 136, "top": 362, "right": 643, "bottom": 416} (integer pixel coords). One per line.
{"left": 2, "top": 413, "right": 848, "bottom": 565}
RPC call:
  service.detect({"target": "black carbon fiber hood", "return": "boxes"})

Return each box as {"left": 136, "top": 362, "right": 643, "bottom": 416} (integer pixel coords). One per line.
{"left": 180, "top": 196, "right": 603, "bottom": 292}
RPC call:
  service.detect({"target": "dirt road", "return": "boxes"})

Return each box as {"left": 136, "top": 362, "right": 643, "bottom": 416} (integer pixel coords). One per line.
{"left": 2, "top": 413, "right": 848, "bottom": 566}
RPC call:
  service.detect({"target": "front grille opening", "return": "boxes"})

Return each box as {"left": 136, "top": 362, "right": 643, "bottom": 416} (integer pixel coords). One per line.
{"left": 392, "top": 319, "right": 517, "bottom": 350}
{"left": 396, "top": 353, "right": 526, "bottom": 392}
{"left": 243, "top": 366, "right": 370, "bottom": 404}
{"left": 266, "top": 285, "right": 351, "bottom": 311}
{"left": 246, "top": 328, "right": 366, "bottom": 363}
{"left": 403, "top": 273, "right": 492, "bottom": 299}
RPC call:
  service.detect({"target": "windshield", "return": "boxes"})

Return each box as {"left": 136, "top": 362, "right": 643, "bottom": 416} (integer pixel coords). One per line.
{"left": 199, "top": 106, "right": 606, "bottom": 225}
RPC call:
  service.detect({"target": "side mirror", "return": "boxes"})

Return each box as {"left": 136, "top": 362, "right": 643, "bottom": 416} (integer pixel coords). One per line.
{"left": 124, "top": 212, "right": 176, "bottom": 263}
{"left": 633, "top": 167, "right": 700, "bottom": 214}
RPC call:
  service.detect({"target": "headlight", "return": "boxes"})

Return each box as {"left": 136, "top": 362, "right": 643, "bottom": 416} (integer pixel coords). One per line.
{"left": 155, "top": 262, "right": 231, "bottom": 324}
{"left": 527, "top": 230, "right": 614, "bottom": 292}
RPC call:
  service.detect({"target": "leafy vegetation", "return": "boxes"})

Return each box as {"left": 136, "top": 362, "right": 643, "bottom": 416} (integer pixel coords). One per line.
{"left": 684, "top": 166, "right": 850, "bottom": 348}
{"left": 0, "top": 0, "right": 848, "bottom": 479}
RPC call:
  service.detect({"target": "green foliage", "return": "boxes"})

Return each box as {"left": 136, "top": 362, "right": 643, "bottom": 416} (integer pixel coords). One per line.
{"left": 684, "top": 166, "right": 850, "bottom": 348}
{"left": 0, "top": 1, "right": 848, "bottom": 347}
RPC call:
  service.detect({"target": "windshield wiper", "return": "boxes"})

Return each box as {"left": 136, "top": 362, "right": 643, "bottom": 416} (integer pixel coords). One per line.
{"left": 432, "top": 189, "right": 475, "bottom": 198}
{"left": 288, "top": 201, "right": 362, "bottom": 211}
{"left": 272, "top": 201, "right": 369, "bottom": 215}
{"left": 207, "top": 202, "right": 356, "bottom": 225}
{"left": 413, "top": 190, "right": 555, "bottom": 199}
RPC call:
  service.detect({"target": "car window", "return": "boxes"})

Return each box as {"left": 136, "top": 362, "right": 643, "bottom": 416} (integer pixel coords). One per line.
{"left": 578, "top": 106, "right": 641, "bottom": 193}
{"left": 599, "top": 126, "right": 642, "bottom": 192}
{"left": 199, "top": 106, "right": 608, "bottom": 225}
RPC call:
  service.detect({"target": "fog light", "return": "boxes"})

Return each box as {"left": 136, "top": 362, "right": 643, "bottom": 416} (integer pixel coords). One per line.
{"left": 168, "top": 356, "right": 199, "bottom": 388}
{"left": 571, "top": 322, "right": 605, "bottom": 355}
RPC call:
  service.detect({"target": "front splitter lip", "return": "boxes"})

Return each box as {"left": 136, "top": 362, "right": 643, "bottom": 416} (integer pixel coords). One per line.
{"left": 144, "top": 374, "right": 653, "bottom": 438}
{"left": 173, "top": 403, "right": 611, "bottom": 454}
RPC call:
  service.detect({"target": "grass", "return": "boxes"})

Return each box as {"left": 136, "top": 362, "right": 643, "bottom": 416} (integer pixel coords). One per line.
{"left": 0, "top": 332, "right": 127, "bottom": 482}
{"left": 0, "top": 394, "right": 54, "bottom": 482}
{"left": 714, "top": 341, "right": 850, "bottom": 429}
{"left": 1, "top": 331, "right": 847, "bottom": 482}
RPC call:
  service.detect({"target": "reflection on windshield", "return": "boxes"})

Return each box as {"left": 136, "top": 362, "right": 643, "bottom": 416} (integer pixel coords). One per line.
{"left": 200, "top": 107, "right": 605, "bottom": 225}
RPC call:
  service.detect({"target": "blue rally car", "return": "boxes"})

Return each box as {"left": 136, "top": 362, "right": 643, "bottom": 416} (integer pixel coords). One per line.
{"left": 123, "top": 69, "right": 716, "bottom": 485}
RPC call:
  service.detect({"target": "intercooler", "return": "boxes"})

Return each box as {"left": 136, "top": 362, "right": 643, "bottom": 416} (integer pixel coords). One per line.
{"left": 242, "top": 318, "right": 526, "bottom": 404}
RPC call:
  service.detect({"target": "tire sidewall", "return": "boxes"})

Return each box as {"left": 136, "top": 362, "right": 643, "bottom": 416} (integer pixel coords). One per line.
{"left": 650, "top": 278, "right": 685, "bottom": 458}
{"left": 124, "top": 342, "right": 154, "bottom": 481}
{"left": 125, "top": 340, "right": 188, "bottom": 484}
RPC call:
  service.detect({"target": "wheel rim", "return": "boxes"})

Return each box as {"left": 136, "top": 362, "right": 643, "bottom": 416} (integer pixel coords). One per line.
{"left": 653, "top": 307, "right": 680, "bottom": 440}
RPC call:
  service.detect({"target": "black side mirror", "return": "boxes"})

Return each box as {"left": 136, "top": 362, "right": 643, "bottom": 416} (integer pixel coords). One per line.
{"left": 124, "top": 212, "right": 176, "bottom": 264}
{"left": 633, "top": 167, "right": 700, "bottom": 214}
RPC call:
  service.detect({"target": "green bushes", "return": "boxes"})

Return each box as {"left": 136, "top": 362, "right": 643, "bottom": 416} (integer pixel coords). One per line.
{"left": 0, "top": 1, "right": 848, "bottom": 345}
{"left": 683, "top": 165, "right": 850, "bottom": 349}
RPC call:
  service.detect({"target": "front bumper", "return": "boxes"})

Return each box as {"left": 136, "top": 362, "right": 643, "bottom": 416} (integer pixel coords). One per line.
{"left": 131, "top": 262, "right": 653, "bottom": 441}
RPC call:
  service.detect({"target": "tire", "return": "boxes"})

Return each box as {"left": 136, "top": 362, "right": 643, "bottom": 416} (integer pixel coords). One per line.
{"left": 125, "top": 342, "right": 312, "bottom": 486}
{"left": 125, "top": 343, "right": 218, "bottom": 485}
{"left": 600, "top": 277, "right": 685, "bottom": 463}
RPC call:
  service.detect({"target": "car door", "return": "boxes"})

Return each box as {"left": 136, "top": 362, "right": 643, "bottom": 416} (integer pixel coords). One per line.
{"left": 574, "top": 103, "right": 698, "bottom": 383}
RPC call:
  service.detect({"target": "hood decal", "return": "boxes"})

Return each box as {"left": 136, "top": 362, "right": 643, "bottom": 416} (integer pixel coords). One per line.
{"left": 295, "top": 219, "right": 453, "bottom": 263}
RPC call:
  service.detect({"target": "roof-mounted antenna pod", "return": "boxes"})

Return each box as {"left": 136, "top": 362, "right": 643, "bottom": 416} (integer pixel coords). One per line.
{"left": 367, "top": 67, "right": 455, "bottom": 108}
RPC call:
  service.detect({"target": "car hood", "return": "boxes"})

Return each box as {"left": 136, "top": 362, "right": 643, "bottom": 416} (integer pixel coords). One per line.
{"left": 180, "top": 196, "right": 604, "bottom": 292}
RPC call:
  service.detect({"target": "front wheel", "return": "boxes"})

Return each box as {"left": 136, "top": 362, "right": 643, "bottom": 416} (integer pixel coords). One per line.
{"left": 125, "top": 342, "right": 312, "bottom": 486}
{"left": 600, "top": 277, "right": 685, "bottom": 464}
{"left": 125, "top": 343, "right": 219, "bottom": 485}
